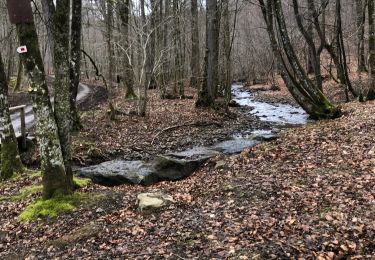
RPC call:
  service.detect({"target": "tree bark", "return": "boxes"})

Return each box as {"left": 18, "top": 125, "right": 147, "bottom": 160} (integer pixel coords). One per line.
{"left": 16, "top": 22, "right": 68, "bottom": 198}
{"left": 190, "top": 0, "right": 200, "bottom": 89}
{"left": 173, "top": 0, "right": 184, "bottom": 97}
{"left": 368, "top": 0, "right": 375, "bottom": 99}
{"left": 106, "top": 0, "right": 116, "bottom": 120}
{"left": 356, "top": 0, "right": 367, "bottom": 72}
{"left": 70, "top": 0, "right": 83, "bottom": 130}
{"left": 258, "top": 0, "right": 341, "bottom": 119}
{"left": 0, "top": 51, "right": 23, "bottom": 180}
{"left": 119, "top": 0, "right": 137, "bottom": 99}
{"left": 53, "top": 0, "right": 74, "bottom": 190}
{"left": 196, "top": 0, "right": 219, "bottom": 107}
{"left": 222, "top": 0, "right": 232, "bottom": 104}
{"left": 41, "top": 0, "right": 56, "bottom": 64}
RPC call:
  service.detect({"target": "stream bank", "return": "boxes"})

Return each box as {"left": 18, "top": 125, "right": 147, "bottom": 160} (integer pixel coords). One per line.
{"left": 77, "top": 84, "right": 309, "bottom": 186}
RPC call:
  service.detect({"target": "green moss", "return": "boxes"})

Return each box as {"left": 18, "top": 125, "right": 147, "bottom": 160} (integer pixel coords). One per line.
{"left": 8, "top": 76, "right": 17, "bottom": 89}
{"left": 30, "top": 171, "right": 42, "bottom": 177}
{"left": 19, "top": 193, "right": 84, "bottom": 221}
{"left": 73, "top": 176, "right": 92, "bottom": 188}
{"left": 1, "top": 138, "right": 24, "bottom": 180}
{"left": 12, "top": 184, "right": 43, "bottom": 201}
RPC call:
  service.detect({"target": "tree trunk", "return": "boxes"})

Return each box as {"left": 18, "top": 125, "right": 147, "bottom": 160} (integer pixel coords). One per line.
{"left": 160, "top": 0, "right": 170, "bottom": 98}
{"left": 293, "top": 0, "right": 323, "bottom": 91}
{"left": 41, "top": 0, "right": 56, "bottom": 64}
{"left": 173, "top": 0, "right": 184, "bottom": 97}
{"left": 0, "top": 51, "right": 23, "bottom": 180}
{"left": 119, "top": 0, "right": 137, "bottom": 99}
{"left": 106, "top": 0, "right": 116, "bottom": 120}
{"left": 16, "top": 22, "right": 69, "bottom": 199}
{"left": 196, "top": 0, "right": 219, "bottom": 107}
{"left": 14, "top": 57, "right": 23, "bottom": 91}
{"left": 222, "top": 0, "right": 232, "bottom": 104}
{"left": 138, "top": 0, "right": 148, "bottom": 116}
{"left": 190, "top": 0, "right": 200, "bottom": 89}
{"left": 258, "top": 0, "right": 341, "bottom": 119}
{"left": 53, "top": 0, "right": 74, "bottom": 190}
{"left": 356, "top": 0, "right": 367, "bottom": 72}
{"left": 368, "top": 0, "right": 375, "bottom": 99}
{"left": 70, "top": 0, "right": 83, "bottom": 130}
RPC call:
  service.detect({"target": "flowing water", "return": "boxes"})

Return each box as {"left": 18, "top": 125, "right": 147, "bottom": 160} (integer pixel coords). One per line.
{"left": 209, "top": 84, "right": 308, "bottom": 154}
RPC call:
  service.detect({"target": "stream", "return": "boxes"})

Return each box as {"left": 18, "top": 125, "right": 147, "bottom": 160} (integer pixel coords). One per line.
{"left": 77, "top": 84, "right": 309, "bottom": 186}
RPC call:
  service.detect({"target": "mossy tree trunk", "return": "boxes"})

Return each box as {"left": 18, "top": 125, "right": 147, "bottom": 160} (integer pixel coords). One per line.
{"left": 368, "top": 0, "right": 375, "bottom": 99}
{"left": 0, "top": 51, "right": 23, "bottom": 180}
{"left": 16, "top": 22, "right": 69, "bottom": 199}
{"left": 53, "top": 0, "right": 74, "bottom": 190}
{"left": 258, "top": 0, "right": 341, "bottom": 119}
{"left": 70, "top": 0, "right": 83, "bottom": 130}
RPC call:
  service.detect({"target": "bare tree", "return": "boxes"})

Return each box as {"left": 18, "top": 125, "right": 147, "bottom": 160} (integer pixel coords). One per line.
{"left": 258, "top": 0, "right": 341, "bottom": 119}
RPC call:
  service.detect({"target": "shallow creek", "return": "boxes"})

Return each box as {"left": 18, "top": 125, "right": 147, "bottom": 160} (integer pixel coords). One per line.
{"left": 77, "top": 85, "right": 309, "bottom": 186}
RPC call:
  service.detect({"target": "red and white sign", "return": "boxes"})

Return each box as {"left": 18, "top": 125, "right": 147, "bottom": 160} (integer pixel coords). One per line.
{"left": 16, "top": 46, "right": 27, "bottom": 54}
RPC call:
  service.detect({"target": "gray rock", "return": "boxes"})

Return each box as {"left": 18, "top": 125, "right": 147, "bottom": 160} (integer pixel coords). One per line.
{"left": 76, "top": 147, "right": 218, "bottom": 186}
{"left": 137, "top": 192, "right": 175, "bottom": 211}
{"left": 76, "top": 160, "right": 156, "bottom": 186}
{"left": 150, "top": 154, "right": 210, "bottom": 181}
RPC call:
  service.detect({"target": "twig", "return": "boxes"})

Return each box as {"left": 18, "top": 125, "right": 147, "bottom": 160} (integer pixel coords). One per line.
{"left": 151, "top": 121, "right": 222, "bottom": 145}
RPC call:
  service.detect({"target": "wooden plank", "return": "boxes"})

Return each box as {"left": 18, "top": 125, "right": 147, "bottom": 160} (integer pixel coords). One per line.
{"left": 9, "top": 104, "right": 27, "bottom": 111}
{"left": 20, "top": 107, "right": 26, "bottom": 149}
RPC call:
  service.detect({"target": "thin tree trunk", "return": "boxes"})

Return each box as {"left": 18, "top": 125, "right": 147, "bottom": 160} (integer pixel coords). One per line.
{"left": 173, "top": 0, "right": 184, "bottom": 97}
{"left": 222, "top": 0, "right": 231, "bottom": 104}
{"left": 106, "top": 0, "right": 116, "bottom": 120}
{"left": 41, "top": 0, "right": 56, "bottom": 64}
{"left": 70, "top": 0, "right": 83, "bottom": 130}
{"left": 190, "top": 0, "right": 200, "bottom": 89}
{"left": 356, "top": 0, "right": 367, "bottom": 72}
{"left": 368, "top": 0, "right": 375, "bottom": 99}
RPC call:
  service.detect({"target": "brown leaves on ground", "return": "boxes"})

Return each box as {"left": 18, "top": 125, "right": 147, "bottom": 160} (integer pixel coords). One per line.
{"left": 1, "top": 86, "right": 375, "bottom": 258}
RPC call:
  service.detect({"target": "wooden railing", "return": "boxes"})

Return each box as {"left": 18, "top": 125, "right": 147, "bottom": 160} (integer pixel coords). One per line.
{"left": 9, "top": 105, "right": 27, "bottom": 149}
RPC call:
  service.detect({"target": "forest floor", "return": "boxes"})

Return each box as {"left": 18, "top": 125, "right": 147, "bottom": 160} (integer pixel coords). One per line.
{"left": 70, "top": 81, "right": 270, "bottom": 165}
{"left": 2, "top": 78, "right": 375, "bottom": 258}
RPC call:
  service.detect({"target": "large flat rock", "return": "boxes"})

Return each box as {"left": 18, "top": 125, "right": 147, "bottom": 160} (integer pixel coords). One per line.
{"left": 76, "top": 148, "right": 219, "bottom": 186}
{"left": 76, "top": 160, "right": 156, "bottom": 186}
